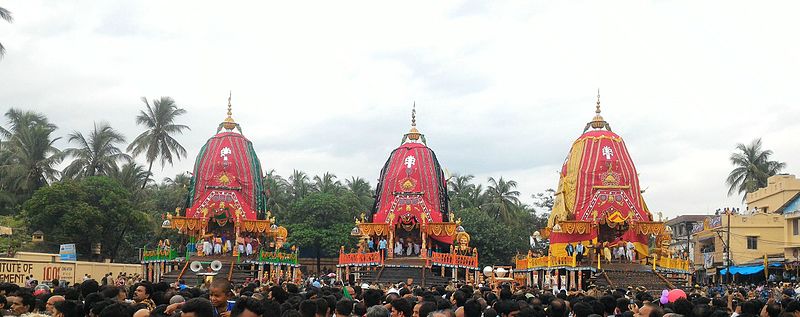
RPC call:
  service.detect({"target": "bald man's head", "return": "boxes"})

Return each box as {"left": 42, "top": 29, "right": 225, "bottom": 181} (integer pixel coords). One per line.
{"left": 46, "top": 296, "right": 65, "bottom": 315}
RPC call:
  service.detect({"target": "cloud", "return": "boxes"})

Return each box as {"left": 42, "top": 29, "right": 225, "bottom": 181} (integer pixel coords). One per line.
{"left": 1, "top": 0, "right": 799, "bottom": 219}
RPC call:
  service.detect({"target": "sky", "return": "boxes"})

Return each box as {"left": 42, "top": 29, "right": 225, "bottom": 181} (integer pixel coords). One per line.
{"left": 1, "top": 1, "right": 799, "bottom": 219}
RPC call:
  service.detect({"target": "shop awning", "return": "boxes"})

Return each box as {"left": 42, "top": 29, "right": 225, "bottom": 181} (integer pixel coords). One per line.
{"left": 720, "top": 263, "right": 782, "bottom": 275}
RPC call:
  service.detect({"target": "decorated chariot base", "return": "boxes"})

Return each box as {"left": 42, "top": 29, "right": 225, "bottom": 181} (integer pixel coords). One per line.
{"left": 142, "top": 95, "right": 301, "bottom": 286}
{"left": 337, "top": 107, "right": 481, "bottom": 285}
{"left": 513, "top": 94, "right": 691, "bottom": 291}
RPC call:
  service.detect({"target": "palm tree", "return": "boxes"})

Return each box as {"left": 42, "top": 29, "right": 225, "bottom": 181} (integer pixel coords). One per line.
{"left": 288, "top": 170, "right": 311, "bottom": 201}
{"left": 109, "top": 162, "right": 152, "bottom": 192}
{"left": 313, "top": 172, "right": 342, "bottom": 194}
{"left": 483, "top": 176, "right": 522, "bottom": 223}
{"left": 0, "top": 6, "right": 13, "bottom": 59}
{"left": 0, "top": 109, "right": 62, "bottom": 198}
{"left": 345, "top": 176, "right": 373, "bottom": 211}
{"left": 448, "top": 173, "right": 476, "bottom": 210}
{"left": 127, "top": 96, "right": 189, "bottom": 189}
{"left": 726, "top": 138, "right": 786, "bottom": 199}
{"left": 163, "top": 172, "right": 191, "bottom": 189}
{"left": 62, "top": 122, "right": 130, "bottom": 179}
{"left": 264, "top": 169, "right": 291, "bottom": 216}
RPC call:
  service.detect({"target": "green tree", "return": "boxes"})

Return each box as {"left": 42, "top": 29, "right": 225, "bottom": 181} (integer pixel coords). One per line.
{"left": 482, "top": 177, "right": 522, "bottom": 223}
{"left": 532, "top": 188, "right": 555, "bottom": 214}
{"left": 108, "top": 162, "right": 152, "bottom": 205}
{"left": 21, "top": 177, "right": 153, "bottom": 262}
{"left": 0, "top": 6, "right": 12, "bottom": 59}
{"left": 456, "top": 207, "right": 529, "bottom": 266}
{"left": 726, "top": 138, "right": 786, "bottom": 199}
{"left": 312, "top": 172, "right": 342, "bottom": 194}
{"left": 163, "top": 172, "right": 191, "bottom": 189}
{"left": 127, "top": 96, "right": 190, "bottom": 189}
{"left": 448, "top": 173, "right": 476, "bottom": 211}
{"left": 62, "top": 122, "right": 130, "bottom": 179}
{"left": 0, "top": 109, "right": 62, "bottom": 202}
{"left": 288, "top": 170, "right": 311, "bottom": 201}
{"left": 263, "top": 170, "right": 291, "bottom": 218}
{"left": 285, "top": 192, "right": 359, "bottom": 272}
{"left": 344, "top": 176, "right": 372, "bottom": 211}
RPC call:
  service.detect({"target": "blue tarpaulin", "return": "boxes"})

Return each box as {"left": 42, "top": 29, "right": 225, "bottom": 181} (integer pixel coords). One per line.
{"left": 720, "top": 263, "right": 781, "bottom": 275}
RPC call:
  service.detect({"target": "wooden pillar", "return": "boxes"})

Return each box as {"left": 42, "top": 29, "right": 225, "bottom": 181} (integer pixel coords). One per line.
{"left": 578, "top": 270, "right": 583, "bottom": 290}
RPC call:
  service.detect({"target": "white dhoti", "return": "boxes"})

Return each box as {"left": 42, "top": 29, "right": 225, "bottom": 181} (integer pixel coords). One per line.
{"left": 203, "top": 242, "right": 212, "bottom": 255}
{"left": 214, "top": 243, "right": 222, "bottom": 254}
{"left": 626, "top": 250, "right": 634, "bottom": 261}
{"left": 246, "top": 243, "right": 253, "bottom": 255}
{"left": 225, "top": 240, "right": 232, "bottom": 253}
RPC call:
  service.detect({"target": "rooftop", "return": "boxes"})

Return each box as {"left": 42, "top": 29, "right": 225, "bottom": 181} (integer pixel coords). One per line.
{"left": 665, "top": 215, "right": 709, "bottom": 225}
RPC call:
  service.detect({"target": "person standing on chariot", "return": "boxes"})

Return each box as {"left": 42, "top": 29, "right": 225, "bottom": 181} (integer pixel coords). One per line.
{"left": 245, "top": 236, "right": 253, "bottom": 256}
{"left": 214, "top": 235, "right": 222, "bottom": 254}
{"left": 204, "top": 237, "right": 213, "bottom": 256}
{"left": 394, "top": 240, "right": 403, "bottom": 256}
{"left": 626, "top": 240, "right": 635, "bottom": 262}
{"left": 237, "top": 235, "right": 245, "bottom": 255}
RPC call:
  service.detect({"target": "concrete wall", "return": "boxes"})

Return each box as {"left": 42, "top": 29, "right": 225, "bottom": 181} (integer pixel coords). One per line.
{"left": 0, "top": 252, "right": 141, "bottom": 286}
{"left": 747, "top": 174, "right": 800, "bottom": 213}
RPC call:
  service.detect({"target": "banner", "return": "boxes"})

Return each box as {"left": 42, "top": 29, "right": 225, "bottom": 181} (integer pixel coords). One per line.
{"left": 59, "top": 244, "right": 76, "bottom": 261}
{"left": 703, "top": 253, "right": 714, "bottom": 269}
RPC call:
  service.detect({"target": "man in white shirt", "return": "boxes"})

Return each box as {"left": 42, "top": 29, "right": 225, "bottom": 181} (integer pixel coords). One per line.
{"left": 626, "top": 241, "right": 635, "bottom": 262}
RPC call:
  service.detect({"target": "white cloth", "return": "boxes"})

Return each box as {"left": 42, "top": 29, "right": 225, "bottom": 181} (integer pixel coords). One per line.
{"left": 406, "top": 243, "right": 413, "bottom": 256}
{"left": 395, "top": 242, "right": 403, "bottom": 255}
{"left": 246, "top": 243, "right": 253, "bottom": 255}
{"left": 225, "top": 240, "right": 232, "bottom": 252}
{"left": 203, "top": 241, "right": 212, "bottom": 255}
{"left": 413, "top": 243, "right": 420, "bottom": 255}
{"left": 214, "top": 243, "right": 222, "bottom": 254}
{"left": 626, "top": 241, "right": 635, "bottom": 261}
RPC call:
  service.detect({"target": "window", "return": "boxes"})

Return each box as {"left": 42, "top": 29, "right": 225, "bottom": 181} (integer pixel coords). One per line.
{"left": 794, "top": 219, "right": 799, "bottom": 236}
{"left": 747, "top": 236, "right": 758, "bottom": 250}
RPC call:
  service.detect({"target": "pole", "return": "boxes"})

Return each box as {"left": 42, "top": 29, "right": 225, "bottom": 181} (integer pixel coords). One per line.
{"left": 726, "top": 208, "right": 731, "bottom": 285}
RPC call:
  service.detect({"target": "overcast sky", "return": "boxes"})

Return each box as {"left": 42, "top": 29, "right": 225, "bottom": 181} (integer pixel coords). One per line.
{"left": 1, "top": 1, "right": 799, "bottom": 219}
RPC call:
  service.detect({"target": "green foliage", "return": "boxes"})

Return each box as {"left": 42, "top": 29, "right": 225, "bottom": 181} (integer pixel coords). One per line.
{"left": 0, "top": 109, "right": 63, "bottom": 207}
{"left": 62, "top": 122, "right": 130, "bottom": 179}
{"left": 532, "top": 188, "right": 555, "bottom": 213}
{"left": 0, "top": 215, "right": 29, "bottom": 252}
{"left": 285, "top": 192, "right": 359, "bottom": 269}
{"left": 456, "top": 207, "right": 531, "bottom": 266}
{"left": 128, "top": 96, "right": 189, "bottom": 189}
{"left": 21, "top": 177, "right": 153, "bottom": 262}
{"left": 727, "top": 138, "right": 785, "bottom": 200}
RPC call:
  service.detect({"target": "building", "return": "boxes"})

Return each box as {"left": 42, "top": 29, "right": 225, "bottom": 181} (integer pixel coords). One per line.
{"left": 665, "top": 215, "right": 707, "bottom": 261}
{"left": 747, "top": 174, "right": 800, "bottom": 213}
{"left": 749, "top": 174, "right": 800, "bottom": 263}
{"left": 693, "top": 211, "right": 784, "bottom": 283}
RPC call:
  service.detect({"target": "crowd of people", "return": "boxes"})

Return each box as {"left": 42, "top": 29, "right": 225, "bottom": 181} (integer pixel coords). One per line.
{"left": 5, "top": 271, "right": 800, "bottom": 317}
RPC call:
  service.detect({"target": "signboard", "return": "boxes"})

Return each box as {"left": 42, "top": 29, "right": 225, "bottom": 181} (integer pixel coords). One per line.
{"left": 59, "top": 244, "right": 76, "bottom": 261}
{"left": 0, "top": 262, "right": 73, "bottom": 285}
{"left": 707, "top": 216, "right": 722, "bottom": 229}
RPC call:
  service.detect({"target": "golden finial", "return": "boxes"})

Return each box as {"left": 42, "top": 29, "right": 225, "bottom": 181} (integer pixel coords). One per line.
{"left": 405, "top": 102, "right": 421, "bottom": 141}
{"left": 585, "top": 89, "right": 611, "bottom": 131}
{"left": 220, "top": 91, "right": 240, "bottom": 132}
{"left": 412, "top": 102, "right": 416, "bottom": 127}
